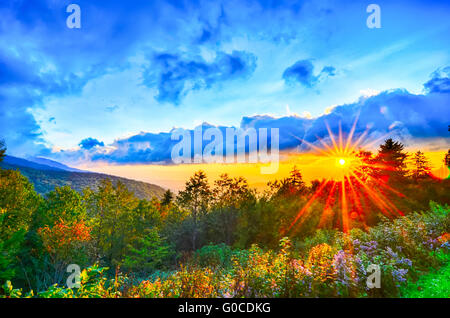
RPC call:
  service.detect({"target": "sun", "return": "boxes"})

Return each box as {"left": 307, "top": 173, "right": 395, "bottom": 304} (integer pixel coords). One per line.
{"left": 284, "top": 115, "right": 405, "bottom": 234}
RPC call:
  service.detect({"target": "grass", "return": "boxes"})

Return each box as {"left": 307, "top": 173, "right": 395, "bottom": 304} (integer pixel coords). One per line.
{"left": 401, "top": 252, "right": 450, "bottom": 298}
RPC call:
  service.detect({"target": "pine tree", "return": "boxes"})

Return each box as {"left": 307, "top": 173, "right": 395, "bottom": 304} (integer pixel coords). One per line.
{"left": 445, "top": 150, "right": 450, "bottom": 168}
{"left": 375, "top": 138, "right": 408, "bottom": 181}
{"left": 0, "top": 139, "right": 5, "bottom": 163}
{"left": 411, "top": 150, "right": 431, "bottom": 180}
{"left": 177, "top": 171, "right": 211, "bottom": 250}
{"left": 161, "top": 189, "right": 174, "bottom": 206}
{"left": 446, "top": 126, "right": 450, "bottom": 168}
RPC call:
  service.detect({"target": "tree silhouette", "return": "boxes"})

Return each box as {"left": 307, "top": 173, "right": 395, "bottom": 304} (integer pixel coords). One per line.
{"left": 161, "top": 189, "right": 174, "bottom": 206}
{"left": 268, "top": 166, "right": 306, "bottom": 197}
{"left": 445, "top": 125, "right": 450, "bottom": 168}
{"left": 446, "top": 150, "right": 450, "bottom": 168}
{"left": 411, "top": 151, "right": 431, "bottom": 180}
{"left": 375, "top": 138, "right": 408, "bottom": 181}
{"left": 0, "top": 139, "right": 6, "bottom": 163}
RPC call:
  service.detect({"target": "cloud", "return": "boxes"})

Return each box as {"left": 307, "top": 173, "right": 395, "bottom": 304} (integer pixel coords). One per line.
{"left": 1, "top": 1, "right": 449, "bottom": 162}
{"left": 79, "top": 138, "right": 104, "bottom": 150}
{"left": 423, "top": 66, "right": 450, "bottom": 94}
{"left": 282, "top": 59, "right": 335, "bottom": 87}
{"left": 143, "top": 50, "right": 257, "bottom": 104}
{"left": 105, "top": 105, "right": 119, "bottom": 113}
{"left": 320, "top": 66, "right": 336, "bottom": 77}
{"left": 53, "top": 83, "right": 449, "bottom": 165}
{"left": 301, "top": 89, "right": 449, "bottom": 147}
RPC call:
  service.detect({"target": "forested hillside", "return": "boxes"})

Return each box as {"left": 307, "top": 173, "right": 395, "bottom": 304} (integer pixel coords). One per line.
{"left": 0, "top": 139, "right": 449, "bottom": 298}
{"left": 0, "top": 158, "right": 165, "bottom": 200}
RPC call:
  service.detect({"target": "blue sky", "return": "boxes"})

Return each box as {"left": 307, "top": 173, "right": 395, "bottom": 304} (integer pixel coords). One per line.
{"left": 0, "top": 0, "right": 449, "bottom": 164}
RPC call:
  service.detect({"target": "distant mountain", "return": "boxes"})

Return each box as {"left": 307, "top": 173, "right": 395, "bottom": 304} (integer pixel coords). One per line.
{"left": 1, "top": 156, "right": 166, "bottom": 200}
{"left": 27, "top": 156, "right": 87, "bottom": 172}
{"left": 3, "top": 155, "right": 66, "bottom": 172}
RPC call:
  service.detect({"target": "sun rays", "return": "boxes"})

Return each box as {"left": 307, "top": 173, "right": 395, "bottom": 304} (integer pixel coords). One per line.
{"left": 285, "top": 116, "right": 405, "bottom": 234}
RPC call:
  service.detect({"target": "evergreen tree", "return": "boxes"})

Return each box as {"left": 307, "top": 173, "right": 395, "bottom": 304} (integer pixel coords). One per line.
{"left": 122, "top": 228, "right": 173, "bottom": 274}
{"left": 446, "top": 126, "right": 450, "bottom": 168}
{"left": 445, "top": 150, "right": 450, "bottom": 168}
{"left": 161, "top": 189, "right": 174, "bottom": 206}
{"left": 177, "top": 171, "right": 211, "bottom": 250}
{"left": 375, "top": 138, "right": 408, "bottom": 181}
{"left": 411, "top": 151, "right": 431, "bottom": 180}
{"left": 0, "top": 139, "right": 5, "bottom": 163}
{"left": 268, "top": 166, "right": 306, "bottom": 197}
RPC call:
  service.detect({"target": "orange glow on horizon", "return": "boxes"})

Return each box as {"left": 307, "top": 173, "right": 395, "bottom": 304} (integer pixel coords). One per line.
{"left": 75, "top": 149, "right": 448, "bottom": 192}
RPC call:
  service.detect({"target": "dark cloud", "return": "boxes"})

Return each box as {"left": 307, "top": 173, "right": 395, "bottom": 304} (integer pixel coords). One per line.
{"left": 282, "top": 59, "right": 335, "bottom": 87}
{"left": 424, "top": 66, "right": 450, "bottom": 94}
{"left": 79, "top": 138, "right": 104, "bottom": 150}
{"left": 143, "top": 50, "right": 257, "bottom": 104}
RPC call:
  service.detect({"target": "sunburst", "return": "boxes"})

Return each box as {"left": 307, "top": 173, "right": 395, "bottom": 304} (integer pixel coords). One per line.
{"left": 285, "top": 115, "right": 405, "bottom": 234}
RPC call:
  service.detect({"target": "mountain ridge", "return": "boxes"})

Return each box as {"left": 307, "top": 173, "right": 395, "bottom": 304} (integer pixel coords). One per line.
{"left": 1, "top": 155, "right": 166, "bottom": 200}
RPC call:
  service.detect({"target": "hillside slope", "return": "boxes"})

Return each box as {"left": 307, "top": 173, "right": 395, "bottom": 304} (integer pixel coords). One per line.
{"left": 1, "top": 158, "right": 165, "bottom": 200}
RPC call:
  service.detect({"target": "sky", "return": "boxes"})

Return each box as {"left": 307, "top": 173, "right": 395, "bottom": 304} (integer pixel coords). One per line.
{"left": 0, "top": 0, "right": 449, "bottom": 189}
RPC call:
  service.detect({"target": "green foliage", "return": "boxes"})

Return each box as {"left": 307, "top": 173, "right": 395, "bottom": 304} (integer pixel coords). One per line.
{"left": 35, "top": 265, "right": 122, "bottom": 298}
{"left": 0, "top": 228, "right": 26, "bottom": 283}
{"left": 192, "top": 243, "right": 234, "bottom": 268}
{"left": 86, "top": 179, "right": 141, "bottom": 267}
{"left": 0, "top": 150, "right": 449, "bottom": 298}
{"left": 0, "top": 169, "right": 41, "bottom": 240}
{"left": 1, "top": 280, "right": 33, "bottom": 298}
{"left": 0, "top": 161, "right": 165, "bottom": 200}
{"left": 176, "top": 170, "right": 211, "bottom": 250}
{"left": 129, "top": 204, "right": 450, "bottom": 298}
{"left": 123, "top": 229, "right": 173, "bottom": 274}
{"left": 38, "top": 186, "right": 87, "bottom": 226}
{"left": 401, "top": 252, "right": 450, "bottom": 298}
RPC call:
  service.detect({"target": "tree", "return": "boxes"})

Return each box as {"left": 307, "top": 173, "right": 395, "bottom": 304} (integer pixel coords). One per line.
{"left": 354, "top": 150, "right": 374, "bottom": 181}
{"left": 85, "top": 179, "right": 140, "bottom": 267}
{"left": 161, "top": 189, "right": 174, "bottom": 206}
{"left": 0, "top": 218, "right": 25, "bottom": 285}
{"left": 38, "top": 219, "right": 91, "bottom": 285}
{"left": 36, "top": 186, "right": 86, "bottom": 227}
{"left": 122, "top": 228, "right": 173, "bottom": 275}
{"left": 445, "top": 150, "right": 450, "bottom": 168}
{"left": 374, "top": 138, "right": 408, "bottom": 181}
{"left": 207, "top": 174, "right": 253, "bottom": 245}
{"left": 267, "top": 166, "right": 307, "bottom": 198}
{"left": 0, "top": 170, "right": 41, "bottom": 240}
{"left": 0, "top": 168, "right": 41, "bottom": 289}
{"left": 281, "top": 166, "right": 306, "bottom": 195}
{"left": 176, "top": 171, "right": 211, "bottom": 250}
{"left": 309, "top": 179, "right": 321, "bottom": 193}
{"left": 411, "top": 151, "right": 431, "bottom": 180}
{"left": 0, "top": 139, "right": 5, "bottom": 163}
{"left": 445, "top": 126, "right": 450, "bottom": 168}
